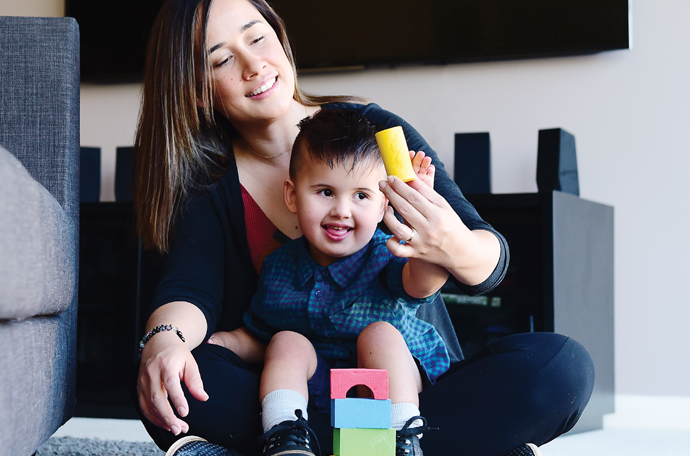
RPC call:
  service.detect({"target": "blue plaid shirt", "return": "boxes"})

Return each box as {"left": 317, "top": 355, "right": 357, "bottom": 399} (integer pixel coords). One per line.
{"left": 243, "top": 229, "right": 450, "bottom": 381}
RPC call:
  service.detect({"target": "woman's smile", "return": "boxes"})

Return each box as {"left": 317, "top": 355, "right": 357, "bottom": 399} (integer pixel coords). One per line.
{"left": 246, "top": 76, "right": 277, "bottom": 98}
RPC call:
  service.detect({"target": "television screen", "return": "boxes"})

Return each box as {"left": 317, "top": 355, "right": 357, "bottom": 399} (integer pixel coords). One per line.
{"left": 66, "top": 0, "right": 165, "bottom": 82}
{"left": 67, "top": 0, "right": 630, "bottom": 82}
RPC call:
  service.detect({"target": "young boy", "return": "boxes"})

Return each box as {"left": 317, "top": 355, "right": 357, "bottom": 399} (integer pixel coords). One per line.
{"left": 218, "top": 109, "right": 450, "bottom": 456}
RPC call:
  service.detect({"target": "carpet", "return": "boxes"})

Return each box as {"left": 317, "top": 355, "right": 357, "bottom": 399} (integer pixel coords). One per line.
{"left": 36, "top": 436, "right": 165, "bottom": 456}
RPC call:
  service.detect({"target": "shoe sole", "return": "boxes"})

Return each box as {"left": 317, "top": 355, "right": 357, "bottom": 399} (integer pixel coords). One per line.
{"left": 526, "top": 443, "right": 543, "bottom": 456}
{"left": 165, "top": 435, "right": 208, "bottom": 456}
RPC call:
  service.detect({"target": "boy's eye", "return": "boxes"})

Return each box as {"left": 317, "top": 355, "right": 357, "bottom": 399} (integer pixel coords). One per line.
{"left": 355, "top": 192, "right": 368, "bottom": 200}
{"left": 319, "top": 189, "right": 333, "bottom": 197}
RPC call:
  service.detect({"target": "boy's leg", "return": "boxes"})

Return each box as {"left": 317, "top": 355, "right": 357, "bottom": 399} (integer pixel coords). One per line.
{"left": 357, "top": 321, "right": 427, "bottom": 456}
{"left": 357, "top": 321, "right": 422, "bottom": 404}
{"left": 259, "top": 331, "right": 321, "bottom": 456}
{"left": 260, "top": 330, "right": 318, "bottom": 402}
{"left": 260, "top": 330, "right": 318, "bottom": 430}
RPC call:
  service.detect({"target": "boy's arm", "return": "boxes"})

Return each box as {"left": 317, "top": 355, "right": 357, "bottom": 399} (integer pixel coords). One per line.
{"left": 207, "top": 326, "right": 266, "bottom": 364}
{"left": 402, "top": 258, "right": 450, "bottom": 299}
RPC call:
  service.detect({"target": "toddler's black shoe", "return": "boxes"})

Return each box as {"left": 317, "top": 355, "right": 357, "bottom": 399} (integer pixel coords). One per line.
{"left": 261, "top": 409, "right": 319, "bottom": 456}
{"left": 165, "top": 435, "right": 237, "bottom": 456}
{"left": 396, "top": 416, "right": 430, "bottom": 456}
{"left": 504, "top": 443, "right": 542, "bottom": 456}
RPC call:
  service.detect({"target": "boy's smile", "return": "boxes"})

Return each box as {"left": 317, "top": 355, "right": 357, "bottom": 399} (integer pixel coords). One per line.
{"left": 285, "top": 154, "right": 388, "bottom": 266}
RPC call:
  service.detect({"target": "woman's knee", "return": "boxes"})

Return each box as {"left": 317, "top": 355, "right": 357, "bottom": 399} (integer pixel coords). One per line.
{"left": 493, "top": 333, "right": 595, "bottom": 426}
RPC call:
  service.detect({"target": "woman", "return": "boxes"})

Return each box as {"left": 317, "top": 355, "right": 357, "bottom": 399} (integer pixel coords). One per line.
{"left": 133, "top": 0, "right": 594, "bottom": 455}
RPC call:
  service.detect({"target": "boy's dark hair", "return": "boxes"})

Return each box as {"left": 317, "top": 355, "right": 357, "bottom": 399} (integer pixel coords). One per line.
{"left": 290, "top": 109, "right": 383, "bottom": 180}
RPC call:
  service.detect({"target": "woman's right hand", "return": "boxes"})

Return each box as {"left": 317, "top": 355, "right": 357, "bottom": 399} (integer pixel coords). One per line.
{"left": 137, "top": 329, "right": 209, "bottom": 435}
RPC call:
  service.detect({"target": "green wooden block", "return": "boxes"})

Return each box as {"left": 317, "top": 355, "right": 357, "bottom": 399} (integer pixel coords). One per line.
{"left": 333, "top": 428, "right": 396, "bottom": 456}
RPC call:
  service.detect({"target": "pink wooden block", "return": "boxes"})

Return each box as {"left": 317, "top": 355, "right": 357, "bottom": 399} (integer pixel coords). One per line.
{"left": 330, "top": 368, "right": 389, "bottom": 400}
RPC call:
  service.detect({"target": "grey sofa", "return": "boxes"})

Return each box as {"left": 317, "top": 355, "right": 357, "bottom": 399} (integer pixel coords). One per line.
{"left": 0, "top": 16, "right": 80, "bottom": 456}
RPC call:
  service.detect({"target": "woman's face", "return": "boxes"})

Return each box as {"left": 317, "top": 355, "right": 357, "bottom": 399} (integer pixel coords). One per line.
{"left": 205, "top": 0, "right": 295, "bottom": 128}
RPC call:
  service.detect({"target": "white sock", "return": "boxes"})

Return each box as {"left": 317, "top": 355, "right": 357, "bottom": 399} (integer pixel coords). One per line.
{"left": 261, "top": 389, "right": 309, "bottom": 432}
{"left": 391, "top": 402, "right": 424, "bottom": 432}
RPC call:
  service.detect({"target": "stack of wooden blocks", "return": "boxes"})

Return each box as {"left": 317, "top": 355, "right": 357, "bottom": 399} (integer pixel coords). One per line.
{"left": 330, "top": 369, "right": 395, "bottom": 456}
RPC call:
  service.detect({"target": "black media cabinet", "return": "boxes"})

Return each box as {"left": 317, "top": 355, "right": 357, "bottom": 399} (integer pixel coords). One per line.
{"left": 443, "top": 190, "right": 614, "bottom": 433}
{"left": 76, "top": 202, "right": 164, "bottom": 419}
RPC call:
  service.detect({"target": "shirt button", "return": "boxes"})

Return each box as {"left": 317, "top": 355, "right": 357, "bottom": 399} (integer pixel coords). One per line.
{"left": 321, "top": 269, "right": 329, "bottom": 277}
{"left": 315, "top": 290, "right": 323, "bottom": 298}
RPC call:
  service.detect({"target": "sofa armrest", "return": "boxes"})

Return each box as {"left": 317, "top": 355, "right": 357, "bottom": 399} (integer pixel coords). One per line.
{"left": 0, "top": 16, "right": 80, "bottom": 224}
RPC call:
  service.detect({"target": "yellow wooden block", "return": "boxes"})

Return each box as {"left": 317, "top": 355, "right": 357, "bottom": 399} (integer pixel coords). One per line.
{"left": 333, "top": 427, "right": 396, "bottom": 456}
{"left": 375, "top": 126, "right": 416, "bottom": 182}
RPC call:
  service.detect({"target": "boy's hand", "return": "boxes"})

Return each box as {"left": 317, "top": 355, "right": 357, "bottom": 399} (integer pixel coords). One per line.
{"left": 410, "top": 151, "right": 434, "bottom": 189}
{"left": 207, "top": 327, "right": 266, "bottom": 364}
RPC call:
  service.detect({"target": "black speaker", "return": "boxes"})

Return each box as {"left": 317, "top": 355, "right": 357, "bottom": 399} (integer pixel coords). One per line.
{"left": 536, "top": 128, "right": 579, "bottom": 196}
{"left": 115, "top": 146, "right": 134, "bottom": 202}
{"left": 454, "top": 132, "right": 491, "bottom": 194}
{"left": 80, "top": 147, "right": 101, "bottom": 202}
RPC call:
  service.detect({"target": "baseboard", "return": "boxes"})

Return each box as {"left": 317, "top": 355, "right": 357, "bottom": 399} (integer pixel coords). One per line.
{"left": 604, "top": 394, "right": 690, "bottom": 430}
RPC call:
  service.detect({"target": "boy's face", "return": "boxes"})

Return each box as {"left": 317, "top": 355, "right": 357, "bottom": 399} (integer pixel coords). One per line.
{"left": 285, "top": 149, "right": 388, "bottom": 266}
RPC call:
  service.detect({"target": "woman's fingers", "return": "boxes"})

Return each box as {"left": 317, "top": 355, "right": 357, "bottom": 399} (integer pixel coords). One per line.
{"left": 137, "top": 343, "right": 205, "bottom": 435}
{"left": 379, "top": 175, "right": 443, "bottom": 230}
{"left": 163, "top": 368, "right": 190, "bottom": 425}
{"left": 384, "top": 231, "right": 416, "bottom": 259}
{"left": 380, "top": 175, "right": 465, "bottom": 271}
{"left": 137, "top": 381, "right": 167, "bottom": 430}
{"left": 182, "top": 357, "right": 209, "bottom": 404}
{"left": 138, "top": 363, "right": 187, "bottom": 434}
{"left": 382, "top": 207, "right": 416, "bottom": 251}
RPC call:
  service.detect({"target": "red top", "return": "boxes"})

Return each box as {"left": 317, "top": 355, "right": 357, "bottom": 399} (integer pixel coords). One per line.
{"left": 241, "top": 185, "right": 283, "bottom": 274}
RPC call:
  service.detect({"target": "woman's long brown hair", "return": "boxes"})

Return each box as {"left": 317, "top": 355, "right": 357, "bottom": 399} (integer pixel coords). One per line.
{"left": 133, "top": 0, "right": 364, "bottom": 253}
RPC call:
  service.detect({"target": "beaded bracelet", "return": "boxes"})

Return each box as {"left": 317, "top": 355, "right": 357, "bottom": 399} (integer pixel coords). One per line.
{"left": 139, "top": 324, "right": 186, "bottom": 354}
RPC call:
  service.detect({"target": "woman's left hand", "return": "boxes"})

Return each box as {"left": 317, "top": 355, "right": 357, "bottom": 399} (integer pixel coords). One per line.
{"left": 379, "top": 171, "right": 500, "bottom": 287}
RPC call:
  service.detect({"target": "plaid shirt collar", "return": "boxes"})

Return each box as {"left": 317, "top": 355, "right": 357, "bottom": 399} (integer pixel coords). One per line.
{"left": 294, "top": 234, "right": 376, "bottom": 290}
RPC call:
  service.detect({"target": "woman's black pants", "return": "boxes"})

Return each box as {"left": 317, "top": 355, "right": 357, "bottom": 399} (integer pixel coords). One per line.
{"left": 135, "top": 332, "right": 595, "bottom": 456}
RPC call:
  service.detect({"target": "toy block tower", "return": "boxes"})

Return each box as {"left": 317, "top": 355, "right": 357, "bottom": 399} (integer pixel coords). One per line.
{"left": 330, "top": 369, "right": 395, "bottom": 456}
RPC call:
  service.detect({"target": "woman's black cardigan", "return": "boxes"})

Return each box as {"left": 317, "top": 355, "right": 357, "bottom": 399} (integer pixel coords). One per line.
{"left": 149, "top": 102, "right": 509, "bottom": 363}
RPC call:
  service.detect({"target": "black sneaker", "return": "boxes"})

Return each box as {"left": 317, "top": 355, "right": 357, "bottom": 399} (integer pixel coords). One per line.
{"left": 505, "top": 443, "right": 542, "bottom": 456}
{"left": 165, "top": 435, "right": 236, "bottom": 456}
{"left": 260, "top": 409, "right": 319, "bottom": 456}
{"left": 396, "top": 416, "right": 430, "bottom": 456}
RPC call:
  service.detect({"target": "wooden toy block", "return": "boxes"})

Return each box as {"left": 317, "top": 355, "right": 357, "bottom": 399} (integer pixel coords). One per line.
{"left": 330, "top": 368, "right": 389, "bottom": 400}
{"left": 333, "top": 428, "right": 396, "bottom": 456}
{"left": 331, "top": 398, "right": 392, "bottom": 429}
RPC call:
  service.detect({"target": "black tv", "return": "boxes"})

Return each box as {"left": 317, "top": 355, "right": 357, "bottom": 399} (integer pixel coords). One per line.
{"left": 66, "top": 0, "right": 631, "bottom": 82}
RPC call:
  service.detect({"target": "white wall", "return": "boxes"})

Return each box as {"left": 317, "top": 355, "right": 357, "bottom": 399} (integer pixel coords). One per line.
{"left": 0, "top": 0, "right": 63, "bottom": 17}
{"left": 298, "top": 1, "right": 690, "bottom": 398}
{"left": 4, "top": 0, "right": 688, "bottom": 397}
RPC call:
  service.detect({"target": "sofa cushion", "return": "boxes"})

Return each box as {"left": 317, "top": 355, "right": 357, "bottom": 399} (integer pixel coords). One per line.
{"left": 0, "top": 146, "right": 76, "bottom": 319}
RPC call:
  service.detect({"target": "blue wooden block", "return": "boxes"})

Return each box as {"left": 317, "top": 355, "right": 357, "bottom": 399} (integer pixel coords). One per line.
{"left": 331, "top": 398, "right": 391, "bottom": 429}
